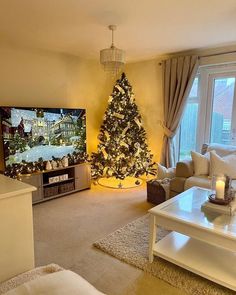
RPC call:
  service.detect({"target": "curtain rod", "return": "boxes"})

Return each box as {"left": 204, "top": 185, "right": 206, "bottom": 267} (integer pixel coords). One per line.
{"left": 200, "top": 50, "right": 236, "bottom": 58}
{"left": 158, "top": 50, "right": 236, "bottom": 65}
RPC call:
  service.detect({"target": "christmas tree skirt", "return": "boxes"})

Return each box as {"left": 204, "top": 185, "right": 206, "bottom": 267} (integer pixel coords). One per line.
{"left": 98, "top": 176, "right": 142, "bottom": 189}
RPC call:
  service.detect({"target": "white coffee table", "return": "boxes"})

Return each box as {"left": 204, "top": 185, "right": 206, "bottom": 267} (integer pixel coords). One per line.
{"left": 148, "top": 187, "right": 236, "bottom": 291}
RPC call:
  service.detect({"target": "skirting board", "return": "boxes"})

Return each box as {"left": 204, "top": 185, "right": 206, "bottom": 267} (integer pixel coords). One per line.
{"left": 153, "top": 232, "right": 236, "bottom": 291}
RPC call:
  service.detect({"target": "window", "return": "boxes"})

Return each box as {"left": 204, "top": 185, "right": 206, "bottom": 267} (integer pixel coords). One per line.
{"left": 175, "top": 64, "right": 236, "bottom": 163}
{"left": 174, "top": 77, "right": 200, "bottom": 161}
{"left": 209, "top": 75, "right": 236, "bottom": 145}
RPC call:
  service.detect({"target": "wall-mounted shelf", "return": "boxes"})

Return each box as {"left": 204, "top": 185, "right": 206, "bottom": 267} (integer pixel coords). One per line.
{"left": 18, "top": 163, "right": 91, "bottom": 204}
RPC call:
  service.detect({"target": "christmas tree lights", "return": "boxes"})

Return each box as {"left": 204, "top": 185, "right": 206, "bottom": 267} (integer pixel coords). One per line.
{"left": 91, "top": 72, "right": 156, "bottom": 181}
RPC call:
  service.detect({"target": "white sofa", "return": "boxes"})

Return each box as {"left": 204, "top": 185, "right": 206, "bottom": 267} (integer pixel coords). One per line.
{"left": 170, "top": 143, "right": 236, "bottom": 197}
{"left": 1, "top": 268, "right": 105, "bottom": 295}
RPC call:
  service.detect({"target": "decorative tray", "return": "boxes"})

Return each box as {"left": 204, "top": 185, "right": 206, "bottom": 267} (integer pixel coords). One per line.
{"left": 208, "top": 194, "right": 232, "bottom": 205}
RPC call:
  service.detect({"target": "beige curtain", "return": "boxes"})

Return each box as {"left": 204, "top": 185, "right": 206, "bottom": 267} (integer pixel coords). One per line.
{"left": 160, "top": 56, "right": 199, "bottom": 167}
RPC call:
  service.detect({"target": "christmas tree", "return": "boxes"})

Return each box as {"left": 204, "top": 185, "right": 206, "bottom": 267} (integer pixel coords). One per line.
{"left": 74, "top": 111, "right": 88, "bottom": 162}
{"left": 9, "top": 132, "right": 27, "bottom": 154}
{"left": 74, "top": 112, "right": 87, "bottom": 153}
{"left": 91, "top": 73, "right": 155, "bottom": 180}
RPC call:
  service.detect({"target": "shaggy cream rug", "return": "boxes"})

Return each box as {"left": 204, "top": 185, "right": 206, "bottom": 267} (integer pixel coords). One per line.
{"left": 94, "top": 214, "right": 234, "bottom": 295}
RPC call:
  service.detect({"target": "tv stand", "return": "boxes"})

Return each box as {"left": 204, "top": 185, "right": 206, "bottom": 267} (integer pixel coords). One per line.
{"left": 18, "top": 163, "right": 91, "bottom": 204}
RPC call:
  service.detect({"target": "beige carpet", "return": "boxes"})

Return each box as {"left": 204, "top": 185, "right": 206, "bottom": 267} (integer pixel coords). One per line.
{"left": 34, "top": 183, "right": 185, "bottom": 295}
{"left": 94, "top": 214, "right": 234, "bottom": 295}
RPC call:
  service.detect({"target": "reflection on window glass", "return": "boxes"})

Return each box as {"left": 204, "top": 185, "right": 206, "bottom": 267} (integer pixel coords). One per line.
{"left": 210, "top": 77, "right": 235, "bottom": 145}
{"left": 179, "top": 103, "right": 199, "bottom": 160}
{"left": 178, "top": 77, "right": 199, "bottom": 160}
{"left": 189, "top": 77, "right": 198, "bottom": 97}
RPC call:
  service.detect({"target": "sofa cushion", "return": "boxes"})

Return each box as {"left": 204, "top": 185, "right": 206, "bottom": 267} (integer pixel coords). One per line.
{"left": 184, "top": 176, "right": 236, "bottom": 195}
{"left": 191, "top": 151, "right": 210, "bottom": 176}
{"left": 210, "top": 151, "right": 236, "bottom": 178}
{"left": 184, "top": 176, "right": 211, "bottom": 191}
{"left": 157, "top": 163, "right": 175, "bottom": 179}
{"left": 207, "top": 143, "right": 236, "bottom": 157}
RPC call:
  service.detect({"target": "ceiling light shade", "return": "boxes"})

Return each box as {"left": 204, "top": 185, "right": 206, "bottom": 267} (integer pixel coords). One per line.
{"left": 100, "top": 25, "right": 125, "bottom": 75}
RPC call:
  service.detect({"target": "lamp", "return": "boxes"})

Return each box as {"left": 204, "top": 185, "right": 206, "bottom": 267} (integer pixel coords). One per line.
{"left": 100, "top": 25, "right": 125, "bottom": 75}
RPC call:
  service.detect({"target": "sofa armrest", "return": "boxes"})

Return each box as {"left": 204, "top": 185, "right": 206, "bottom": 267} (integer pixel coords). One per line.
{"left": 175, "top": 159, "right": 194, "bottom": 178}
{"left": 170, "top": 177, "right": 186, "bottom": 195}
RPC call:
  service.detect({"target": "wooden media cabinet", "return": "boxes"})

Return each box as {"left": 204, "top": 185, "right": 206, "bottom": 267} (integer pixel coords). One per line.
{"left": 18, "top": 163, "right": 91, "bottom": 204}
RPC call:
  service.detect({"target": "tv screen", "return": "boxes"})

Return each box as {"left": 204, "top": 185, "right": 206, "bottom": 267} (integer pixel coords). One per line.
{"left": 0, "top": 107, "right": 86, "bottom": 173}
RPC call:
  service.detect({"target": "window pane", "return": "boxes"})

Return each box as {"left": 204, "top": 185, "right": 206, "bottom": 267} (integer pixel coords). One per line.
{"left": 189, "top": 77, "right": 199, "bottom": 98}
{"left": 210, "top": 77, "right": 235, "bottom": 145}
{"left": 179, "top": 103, "right": 199, "bottom": 160}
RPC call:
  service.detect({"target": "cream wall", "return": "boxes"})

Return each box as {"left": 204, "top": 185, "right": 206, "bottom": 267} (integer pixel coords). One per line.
{"left": 1, "top": 43, "right": 235, "bottom": 164}
{"left": 64, "top": 57, "right": 114, "bottom": 153}
{"left": 0, "top": 45, "right": 112, "bottom": 154}
{"left": 125, "top": 59, "right": 163, "bottom": 162}
{"left": 0, "top": 44, "right": 164, "bottom": 161}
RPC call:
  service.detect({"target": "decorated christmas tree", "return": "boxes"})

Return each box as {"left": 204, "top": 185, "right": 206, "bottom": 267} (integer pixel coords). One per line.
{"left": 74, "top": 111, "right": 88, "bottom": 163}
{"left": 9, "top": 132, "right": 27, "bottom": 154}
{"left": 91, "top": 73, "right": 155, "bottom": 180}
{"left": 74, "top": 112, "right": 87, "bottom": 153}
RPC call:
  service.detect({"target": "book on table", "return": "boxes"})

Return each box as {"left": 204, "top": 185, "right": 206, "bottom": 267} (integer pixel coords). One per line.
{"left": 201, "top": 198, "right": 236, "bottom": 215}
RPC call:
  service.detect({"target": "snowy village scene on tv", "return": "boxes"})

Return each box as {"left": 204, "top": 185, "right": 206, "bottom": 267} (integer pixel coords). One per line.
{"left": 1, "top": 107, "right": 87, "bottom": 176}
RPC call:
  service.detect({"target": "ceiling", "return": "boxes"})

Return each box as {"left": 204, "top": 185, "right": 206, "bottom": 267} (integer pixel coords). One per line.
{"left": 1, "top": 0, "right": 236, "bottom": 62}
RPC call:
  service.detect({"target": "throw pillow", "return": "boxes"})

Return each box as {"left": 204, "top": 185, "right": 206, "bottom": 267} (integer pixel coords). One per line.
{"left": 157, "top": 163, "right": 176, "bottom": 179}
{"left": 210, "top": 151, "right": 236, "bottom": 178}
{"left": 191, "top": 151, "right": 210, "bottom": 176}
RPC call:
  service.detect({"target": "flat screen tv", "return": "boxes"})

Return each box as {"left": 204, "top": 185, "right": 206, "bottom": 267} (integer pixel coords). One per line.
{"left": 0, "top": 107, "right": 86, "bottom": 175}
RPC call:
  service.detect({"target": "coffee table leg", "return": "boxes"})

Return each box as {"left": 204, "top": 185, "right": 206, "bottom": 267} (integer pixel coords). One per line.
{"left": 149, "top": 214, "right": 156, "bottom": 263}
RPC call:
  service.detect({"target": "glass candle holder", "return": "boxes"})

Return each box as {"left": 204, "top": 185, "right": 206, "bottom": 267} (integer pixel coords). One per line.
{"left": 225, "top": 175, "right": 232, "bottom": 198}
{"left": 211, "top": 175, "right": 226, "bottom": 200}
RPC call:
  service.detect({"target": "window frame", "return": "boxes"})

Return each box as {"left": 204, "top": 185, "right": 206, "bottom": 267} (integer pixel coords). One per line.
{"left": 198, "top": 64, "right": 236, "bottom": 149}
{"left": 176, "top": 63, "right": 236, "bottom": 163}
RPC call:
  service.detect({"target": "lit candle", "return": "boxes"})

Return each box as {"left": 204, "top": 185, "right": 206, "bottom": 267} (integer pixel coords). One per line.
{"left": 216, "top": 180, "right": 225, "bottom": 199}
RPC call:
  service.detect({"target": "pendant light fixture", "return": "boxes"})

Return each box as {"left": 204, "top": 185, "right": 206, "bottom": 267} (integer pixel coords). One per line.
{"left": 100, "top": 25, "right": 125, "bottom": 75}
